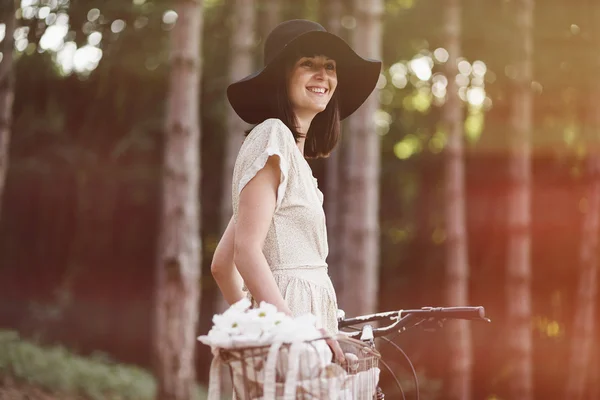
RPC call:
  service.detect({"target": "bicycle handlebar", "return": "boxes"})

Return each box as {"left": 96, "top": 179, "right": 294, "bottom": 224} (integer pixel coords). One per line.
{"left": 402, "top": 306, "right": 487, "bottom": 320}
{"left": 339, "top": 306, "right": 490, "bottom": 340}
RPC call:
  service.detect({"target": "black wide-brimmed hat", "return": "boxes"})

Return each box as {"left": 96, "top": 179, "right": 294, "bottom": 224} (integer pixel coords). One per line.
{"left": 227, "top": 19, "right": 382, "bottom": 124}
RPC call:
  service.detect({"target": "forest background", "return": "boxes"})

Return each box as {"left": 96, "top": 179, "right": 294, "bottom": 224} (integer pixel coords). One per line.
{"left": 0, "top": 0, "right": 598, "bottom": 399}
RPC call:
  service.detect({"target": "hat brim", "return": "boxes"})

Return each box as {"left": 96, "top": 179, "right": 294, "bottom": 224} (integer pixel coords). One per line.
{"left": 227, "top": 30, "right": 382, "bottom": 124}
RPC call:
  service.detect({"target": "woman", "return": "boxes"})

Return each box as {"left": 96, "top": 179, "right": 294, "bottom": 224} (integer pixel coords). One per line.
{"left": 211, "top": 19, "right": 381, "bottom": 354}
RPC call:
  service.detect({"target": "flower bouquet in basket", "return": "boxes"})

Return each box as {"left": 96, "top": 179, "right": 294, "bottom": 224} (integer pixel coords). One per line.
{"left": 198, "top": 299, "right": 380, "bottom": 400}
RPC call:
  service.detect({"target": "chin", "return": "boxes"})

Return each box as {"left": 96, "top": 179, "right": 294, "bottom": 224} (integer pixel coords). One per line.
{"left": 313, "top": 102, "right": 329, "bottom": 112}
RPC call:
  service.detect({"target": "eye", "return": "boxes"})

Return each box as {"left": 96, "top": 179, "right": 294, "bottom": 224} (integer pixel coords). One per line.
{"left": 325, "top": 63, "right": 336, "bottom": 71}
{"left": 301, "top": 60, "right": 313, "bottom": 67}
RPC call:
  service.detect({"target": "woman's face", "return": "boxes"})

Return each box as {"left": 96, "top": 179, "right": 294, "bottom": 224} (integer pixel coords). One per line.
{"left": 287, "top": 54, "right": 337, "bottom": 120}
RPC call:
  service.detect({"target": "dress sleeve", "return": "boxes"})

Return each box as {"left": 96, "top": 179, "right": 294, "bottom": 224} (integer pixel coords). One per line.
{"left": 232, "top": 119, "right": 293, "bottom": 219}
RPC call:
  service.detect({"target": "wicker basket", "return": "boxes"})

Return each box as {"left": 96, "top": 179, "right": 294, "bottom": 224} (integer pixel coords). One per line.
{"left": 218, "top": 336, "right": 380, "bottom": 400}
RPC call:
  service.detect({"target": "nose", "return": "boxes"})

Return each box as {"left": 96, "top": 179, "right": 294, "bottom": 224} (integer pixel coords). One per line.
{"left": 313, "top": 66, "right": 327, "bottom": 80}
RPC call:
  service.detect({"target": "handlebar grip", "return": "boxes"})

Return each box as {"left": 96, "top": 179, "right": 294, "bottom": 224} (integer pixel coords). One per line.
{"left": 422, "top": 306, "right": 486, "bottom": 320}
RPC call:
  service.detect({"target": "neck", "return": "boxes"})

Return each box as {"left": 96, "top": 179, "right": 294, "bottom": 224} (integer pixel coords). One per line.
{"left": 294, "top": 113, "right": 315, "bottom": 156}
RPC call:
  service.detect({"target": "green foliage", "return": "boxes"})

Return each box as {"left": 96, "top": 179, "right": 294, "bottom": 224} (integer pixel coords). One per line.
{"left": 0, "top": 330, "right": 208, "bottom": 400}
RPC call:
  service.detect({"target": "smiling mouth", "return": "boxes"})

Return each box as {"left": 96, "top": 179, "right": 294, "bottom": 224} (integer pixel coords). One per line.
{"left": 306, "top": 87, "right": 328, "bottom": 94}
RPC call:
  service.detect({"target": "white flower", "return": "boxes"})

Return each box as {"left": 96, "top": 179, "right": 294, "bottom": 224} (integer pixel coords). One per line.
{"left": 212, "top": 312, "right": 241, "bottom": 335}
{"left": 197, "top": 300, "right": 327, "bottom": 349}
{"left": 230, "top": 297, "right": 252, "bottom": 312}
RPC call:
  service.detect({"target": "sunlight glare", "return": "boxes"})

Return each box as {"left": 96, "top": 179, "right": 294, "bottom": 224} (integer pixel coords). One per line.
{"left": 471, "top": 76, "right": 484, "bottom": 86}
{"left": 412, "top": 88, "right": 432, "bottom": 113}
{"left": 432, "top": 81, "right": 446, "bottom": 98}
{"left": 15, "top": 38, "right": 28, "bottom": 52}
{"left": 472, "top": 60, "right": 487, "bottom": 76}
{"left": 467, "top": 87, "right": 486, "bottom": 107}
{"left": 45, "top": 12, "right": 57, "bottom": 25}
{"left": 111, "top": 19, "right": 126, "bottom": 33}
{"left": 409, "top": 56, "right": 432, "bottom": 81}
{"left": 73, "top": 45, "right": 103, "bottom": 73}
{"left": 390, "top": 62, "right": 408, "bottom": 76}
{"left": 88, "top": 31, "right": 102, "bottom": 46}
{"left": 162, "top": 10, "right": 178, "bottom": 24}
{"left": 379, "top": 89, "right": 394, "bottom": 105}
{"left": 458, "top": 86, "right": 467, "bottom": 101}
{"left": 374, "top": 109, "right": 392, "bottom": 135}
{"left": 87, "top": 8, "right": 100, "bottom": 22}
{"left": 465, "top": 112, "right": 484, "bottom": 142}
{"left": 433, "top": 47, "right": 449, "bottom": 63}
{"left": 455, "top": 74, "right": 469, "bottom": 87}
{"left": 458, "top": 59, "right": 471, "bottom": 75}
{"left": 38, "top": 6, "right": 50, "bottom": 19}
{"left": 55, "top": 12, "right": 69, "bottom": 27}
{"left": 433, "top": 73, "right": 448, "bottom": 85}
{"left": 0, "top": 24, "right": 4, "bottom": 42}
{"left": 376, "top": 74, "right": 387, "bottom": 90}
{"left": 40, "top": 24, "right": 67, "bottom": 51}
{"left": 390, "top": 63, "right": 408, "bottom": 89}
{"left": 22, "top": 6, "right": 36, "bottom": 19}
{"left": 394, "top": 134, "right": 421, "bottom": 160}
{"left": 392, "top": 74, "right": 407, "bottom": 89}
{"left": 56, "top": 41, "right": 76, "bottom": 74}
{"left": 429, "top": 129, "right": 446, "bottom": 153}
{"left": 15, "top": 26, "right": 29, "bottom": 40}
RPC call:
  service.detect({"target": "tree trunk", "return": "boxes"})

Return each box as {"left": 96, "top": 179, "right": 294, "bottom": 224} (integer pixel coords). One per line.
{"left": 154, "top": 1, "right": 203, "bottom": 399}
{"left": 322, "top": 0, "right": 345, "bottom": 295}
{"left": 0, "top": 0, "right": 16, "bottom": 216}
{"left": 258, "top": 0, "right": 281, "bottom": 45}
{"left": 506, "top": 1, "right": 534, "bottom": 399}
{"left": 340, "top": 0, "right": 382, "bottom": 316}
{"left": 442, "top": 1, "right": 472, "bottom": 399}
{"left": 565, "top": 9, "right": 600, "bottom": 391}
{"left": 589, "top": 345, "right": 599, "bottom": 400}
{"left": 215, "top": 2, "right": 255, "bottom": 396}
{"left": 219, "top": 0, "right": 255, "bottom": 296}
{"left": 565, "top": 155, "right": 600, "bottom": 400}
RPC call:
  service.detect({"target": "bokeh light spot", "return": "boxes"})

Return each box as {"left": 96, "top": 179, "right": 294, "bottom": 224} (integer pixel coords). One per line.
{"left": 111, "top": 19, "right": 126, "bottom": 33}
{"left": 434, "top": 47, "right": 449, "bottom": 63}
{"left": 162, "top": 10, "right": 178, "bottom": 25}
{"left": 38, "top": 6, "right": 50, "bottom": 19}
{"left": 458, "top": 59, "right": 472, "bottom": 75}
{"left": 570, "top": 24, "right": 580, "bottom": 35}
{"left": 472, "top": 60, "right": 487, "bottom": 76}
{"left": 409, "top": 56, "right": 432, "bottom": 81}
{"left": 87, "top": 8, "right": 100, "bottom": 22}
{"left": 87, "top": 31, "right": 102, "bottom": 46}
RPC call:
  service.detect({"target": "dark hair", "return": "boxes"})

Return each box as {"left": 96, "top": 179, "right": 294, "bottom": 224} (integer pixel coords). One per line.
{"left": 245, "top": 50, "right": 341, "bottom": 159}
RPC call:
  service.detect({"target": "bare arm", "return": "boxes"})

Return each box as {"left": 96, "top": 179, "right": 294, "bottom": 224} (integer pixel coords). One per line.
{"left": 234, "top": 155, "right": 293, "bottom": 316}
{"left": 211, "top": 216, "right": 245, "bottom": 305}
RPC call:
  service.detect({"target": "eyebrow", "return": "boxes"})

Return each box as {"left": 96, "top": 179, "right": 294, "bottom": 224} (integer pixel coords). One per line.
{"left": 301, "top": 55, "right": 336, "bottom": 62}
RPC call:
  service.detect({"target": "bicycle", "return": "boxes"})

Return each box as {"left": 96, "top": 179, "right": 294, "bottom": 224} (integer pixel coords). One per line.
{"left": 336, "top": 305, "right": 491, "bottom": 400}
{"left": 209, "top": 305, "right": 490, "bottom": 399}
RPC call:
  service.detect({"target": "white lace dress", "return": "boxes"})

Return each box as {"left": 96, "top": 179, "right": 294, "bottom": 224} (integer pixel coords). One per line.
{"left": 231, "top": 118, "right": 338, "bottom": 335}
